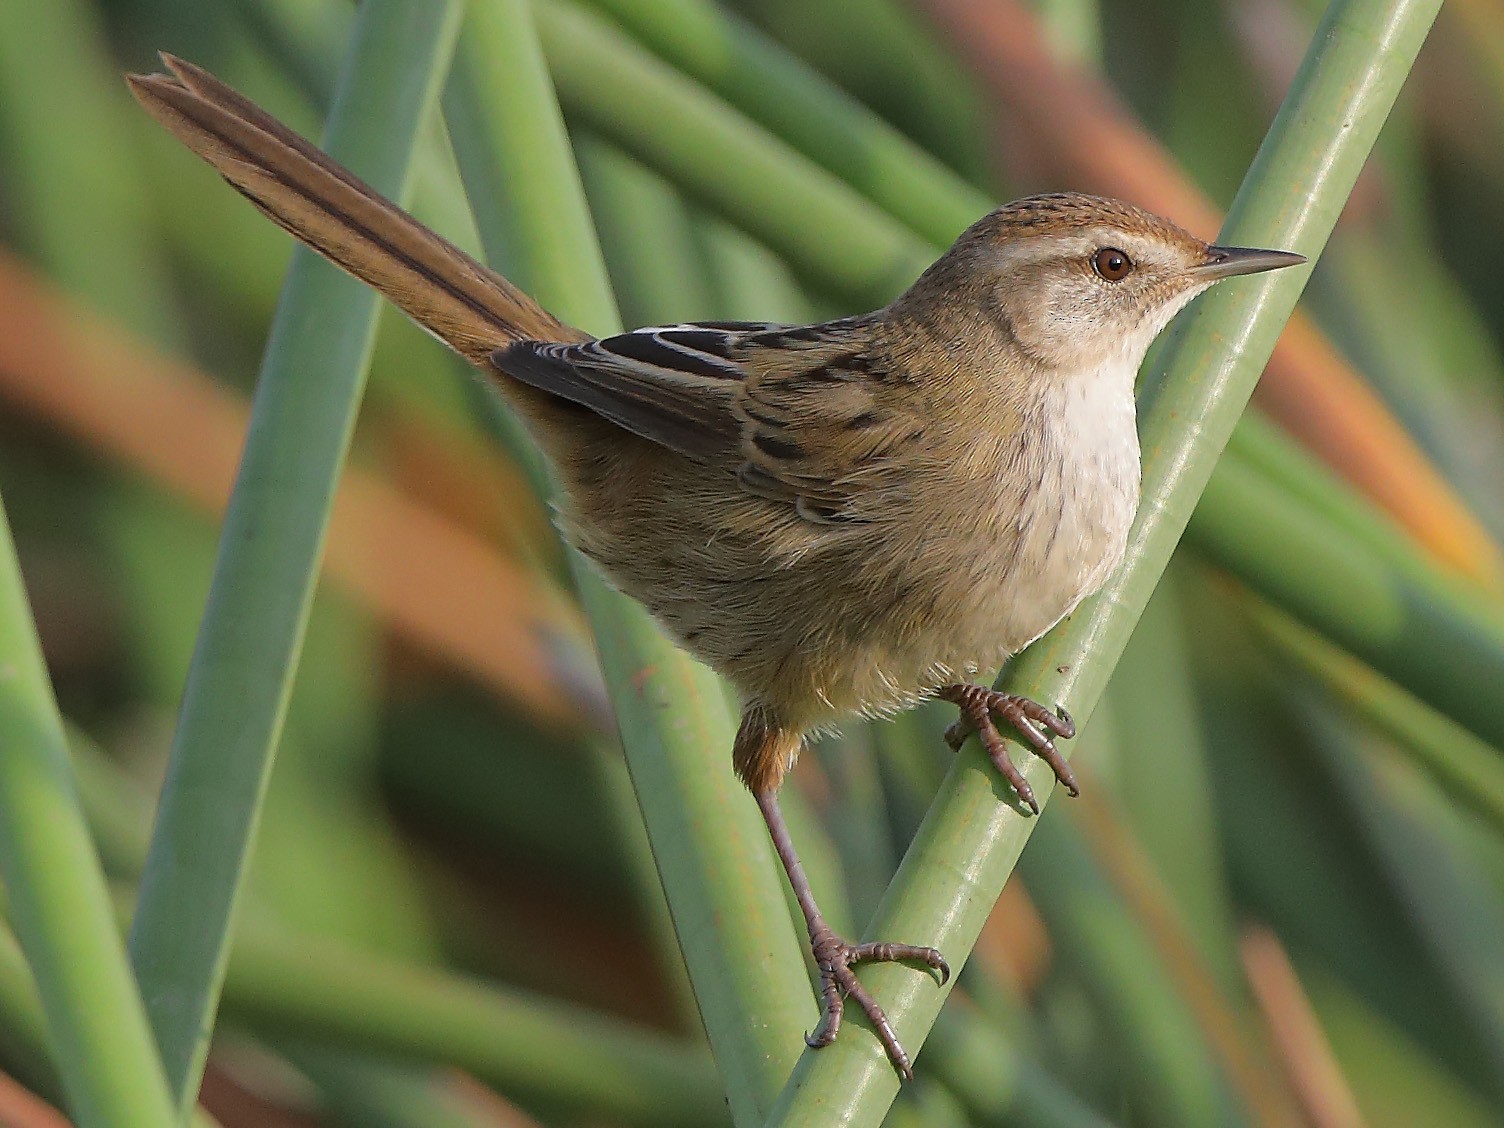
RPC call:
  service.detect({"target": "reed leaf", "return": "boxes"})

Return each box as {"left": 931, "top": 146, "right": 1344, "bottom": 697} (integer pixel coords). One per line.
{"left": 221, "top": 915, "right": 725, "bottom": 1127}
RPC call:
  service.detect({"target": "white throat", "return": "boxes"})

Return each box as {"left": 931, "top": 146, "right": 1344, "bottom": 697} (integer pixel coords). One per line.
{"left": 1000, "top": 351, "right": 1141, "bottom": 648}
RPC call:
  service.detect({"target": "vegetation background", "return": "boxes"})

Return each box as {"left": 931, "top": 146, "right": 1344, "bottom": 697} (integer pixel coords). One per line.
{"left": 0, "top": 0, "right": 1500, "bottom": 1125}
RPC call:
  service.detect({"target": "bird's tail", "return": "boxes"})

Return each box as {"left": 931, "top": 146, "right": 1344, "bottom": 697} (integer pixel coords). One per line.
{"left": 126, "top": 54, "right": 584, "bottom": 365}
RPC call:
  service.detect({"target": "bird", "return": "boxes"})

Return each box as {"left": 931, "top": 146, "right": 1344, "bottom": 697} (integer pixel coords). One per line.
{"left": 126, "top": 54, "right": 1305, "bottom": 1080}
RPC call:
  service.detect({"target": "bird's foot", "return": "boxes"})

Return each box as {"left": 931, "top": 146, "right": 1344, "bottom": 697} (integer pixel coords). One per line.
{"left": 806, "top": 925, "right": 950, "bottom": 1081}
{"left": 937, "top": 683, "right": 1077, "bottom": 813}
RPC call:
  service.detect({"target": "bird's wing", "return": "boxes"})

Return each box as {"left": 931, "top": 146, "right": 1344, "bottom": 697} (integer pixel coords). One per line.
{"left": 732, "top": 324, "right": 923, "bottom": 524}
{"left": 493, "top": 321, "right": 781, "bottom": 463}
{"left": 495, "top": 319, "right": 920, "bottom": 524}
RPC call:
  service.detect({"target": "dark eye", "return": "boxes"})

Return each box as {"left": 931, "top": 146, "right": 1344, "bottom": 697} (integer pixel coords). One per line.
{"left": 1092, "top": 247, "right": 1133, "bottom": 282}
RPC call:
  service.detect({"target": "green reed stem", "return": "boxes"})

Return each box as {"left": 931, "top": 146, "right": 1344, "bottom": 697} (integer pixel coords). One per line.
{"left": 0, "top": 507, "right": 176, "bottom": 1126}
{"left": 126, "top": 3, "right": 463, "bottom": 1115}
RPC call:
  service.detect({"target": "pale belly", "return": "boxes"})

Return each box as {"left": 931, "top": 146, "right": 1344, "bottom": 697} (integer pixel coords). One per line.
{"left": 788, "top": 380, "right": 1142, "bottom": 723}
{"left": 566, "top": 362, "right": 1142, "bottom": 731}
{"left": 675, "top": 433, "right": 1140, "bottom": 732}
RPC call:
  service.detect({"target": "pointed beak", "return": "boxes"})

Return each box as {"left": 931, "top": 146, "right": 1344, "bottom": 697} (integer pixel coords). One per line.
{"left": 1194, "top": 245, "right": 1307, "bottom": 281}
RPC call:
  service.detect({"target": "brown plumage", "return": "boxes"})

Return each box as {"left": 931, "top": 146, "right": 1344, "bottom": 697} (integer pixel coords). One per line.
{"left": 127, "top": 55, "right": 1304, "bottom": 1080}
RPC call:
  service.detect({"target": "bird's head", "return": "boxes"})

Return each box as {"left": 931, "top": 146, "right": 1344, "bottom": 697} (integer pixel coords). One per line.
{"left": 898, "top": 193, "right": 1305, "bottom": 378}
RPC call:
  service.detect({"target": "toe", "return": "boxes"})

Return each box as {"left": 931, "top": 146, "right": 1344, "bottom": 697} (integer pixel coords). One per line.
{"left": 836, "top": 966, "right": 914, "bottom": 1081}
{"left": 1033, "top": 739, "right": 1080, "bottom": 796}
{"left": 846, "top": 940, "right": 947, "bottom": 972}
{"left": 1006, "top": 710, "right": 1056, "bottom": 755}
{"left": 805, "top": 1025, "right": 837, "bottom": 1049}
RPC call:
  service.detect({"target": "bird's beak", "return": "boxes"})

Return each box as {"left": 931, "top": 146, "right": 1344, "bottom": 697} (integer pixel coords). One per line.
{"left": 1194, "top": 245, "right": 1307, "bottom": 281}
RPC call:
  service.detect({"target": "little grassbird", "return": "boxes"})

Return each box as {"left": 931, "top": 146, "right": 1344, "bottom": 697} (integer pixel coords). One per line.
{"left": 128, "top": 55, "right": 1304, "bottom": 1079}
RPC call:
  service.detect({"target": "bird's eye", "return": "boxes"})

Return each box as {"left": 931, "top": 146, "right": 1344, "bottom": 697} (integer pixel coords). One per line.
{"left": 1092, "top": 247, "right": 1134, "bottom": 282}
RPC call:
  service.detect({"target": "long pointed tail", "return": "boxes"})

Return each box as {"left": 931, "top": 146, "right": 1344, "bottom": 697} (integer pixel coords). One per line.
{"left": 126, "top": 55, "right": 586, "bottom": 364}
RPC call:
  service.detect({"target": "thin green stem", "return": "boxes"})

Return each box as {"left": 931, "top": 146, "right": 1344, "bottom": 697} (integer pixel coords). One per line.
{"left": 1019, "top": 814, "right": 1241, "bottom": 1128}
{"left": 126, "top": 2, "right": 463, "bottom": 1115}
{"left": 0, "top": 509, "right": 174, "bottom": 1127}
{"left": 1252, "top": 603, "right": 1504, "bottom": 837}
{"left": 0, "top": 921, "right": 59, "bottom": 1104}
{"left": 579, "top": 0, "right": 992, "bottom": 245}
{"left": 768, "top": 0, "right": 1441, "bottom": 1120}
{"left": 221, "top": 916, "right": 724, "bottom": 1128}
{"left": 1190, "top": 447, "right": 1504, "bottom": 752}
{"left": 0, "top": 0, "right": 180, "bottom": 337}
{"left": 532, "top": 0, "right": 936, "bottom": 306}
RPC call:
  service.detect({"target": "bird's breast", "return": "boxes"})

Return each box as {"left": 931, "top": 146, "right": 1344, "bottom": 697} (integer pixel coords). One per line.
{"left": 940, "top": 360, "right": 1141, "bottom": 665}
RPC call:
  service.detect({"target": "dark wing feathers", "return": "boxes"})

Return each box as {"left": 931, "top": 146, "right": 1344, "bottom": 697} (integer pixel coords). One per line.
{"left": 733, "top": 346, "right": 918, "bottom": 524}
{"left": 493, "top": 322, "right": 776, "bottom": 462}
{"left": 493, "top": 318, "right": 911, "bottom": 525}
{"left": 596, "top": 325, "right": 748, "bottom": 379}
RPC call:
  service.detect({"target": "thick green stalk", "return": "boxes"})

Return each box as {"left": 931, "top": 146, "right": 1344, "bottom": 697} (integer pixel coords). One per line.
{"left": 442, "top": 1, "right": 811, "bottom": 1120}
{"left": 768, "top": 0, "right": 1440, "bottom": 1120}
{"left": 126, "top": 2, "right": 463, "bottom": 1115}
{"left": 0, "top": 508, "right": 175, "bottom": 1126}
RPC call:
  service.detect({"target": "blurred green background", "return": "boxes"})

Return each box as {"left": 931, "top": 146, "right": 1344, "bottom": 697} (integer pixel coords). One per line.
{"left": 0, "top": 0, "right": 1503, "bottom": 1125}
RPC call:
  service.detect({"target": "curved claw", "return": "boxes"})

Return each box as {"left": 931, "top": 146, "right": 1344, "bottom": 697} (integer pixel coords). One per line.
{"left": 1054, "top": 704, "right": 1076, "bottom": 737}
{"left": 937, "top": 684, "right": 1081, "bottom": 806}
{"left": 807, "top": 934, "right": 948, "bottom": 1081}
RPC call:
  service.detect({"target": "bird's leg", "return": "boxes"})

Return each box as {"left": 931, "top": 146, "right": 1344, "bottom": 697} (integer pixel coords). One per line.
{"left": 936, "top": 684, "right": 1078, "bottom": 814}
{"left": 753, "top": 787, "right": 949, "bottom": 1081}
